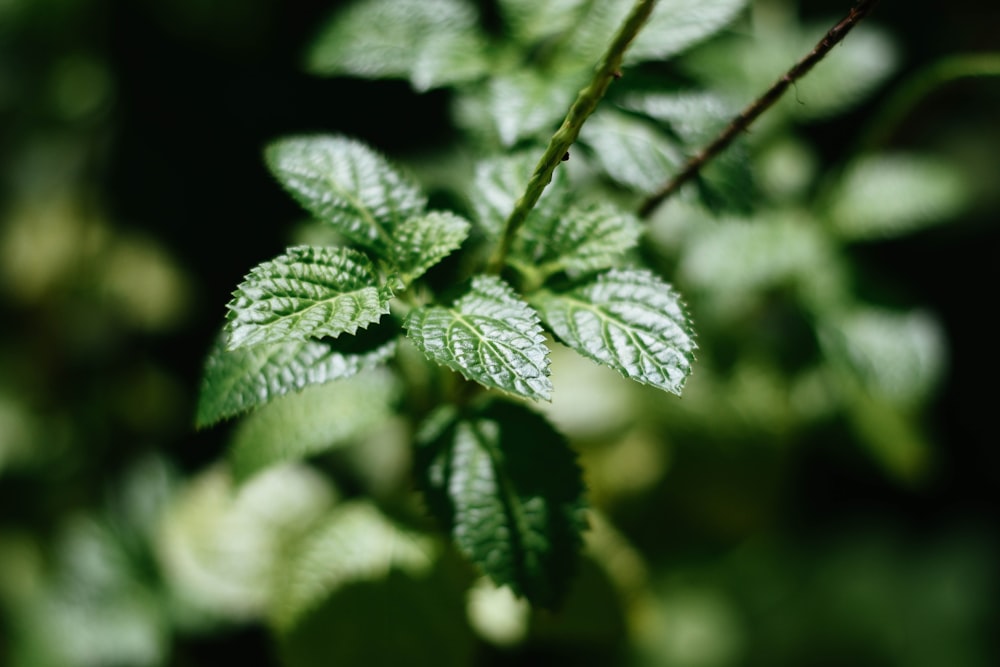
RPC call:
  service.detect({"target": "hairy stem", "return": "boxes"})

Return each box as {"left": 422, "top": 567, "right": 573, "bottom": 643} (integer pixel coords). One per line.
{"left": 487, "top": 0, "right": 658, "bottom": 273}
{"left": 638, "top": 0, "right": 882, "bottom": 219}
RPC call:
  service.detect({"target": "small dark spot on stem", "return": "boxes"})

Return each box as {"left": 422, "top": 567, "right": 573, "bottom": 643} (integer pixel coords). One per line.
{"left": 561, "top": 152, "right": 570, "bottom": 161}
{"left": 612, "top": 70, "right": 623, "bottom": 79}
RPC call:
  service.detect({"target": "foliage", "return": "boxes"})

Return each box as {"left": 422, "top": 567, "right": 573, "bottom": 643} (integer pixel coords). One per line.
{"left": 2, "top": 0, "right": 998, "bottom": 666}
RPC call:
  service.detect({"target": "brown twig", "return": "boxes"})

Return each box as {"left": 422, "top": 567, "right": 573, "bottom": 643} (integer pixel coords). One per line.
{"left": 638, "top": 0, "right": 882, "bottom": 219}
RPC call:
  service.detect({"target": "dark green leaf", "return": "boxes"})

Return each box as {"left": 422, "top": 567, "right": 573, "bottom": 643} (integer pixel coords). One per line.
{"left": 225, "top": 246, "right": 394, "bottom": 350}
{"left": 404, "top": 276, "right": 552, "bottom": 401}
{"left": 391, "top": 211, "right": 471, "bottom": 285}
{"left": 417, "top": 401, "right": 587, "bottom": 607}
{"left": 533, "top": 269, "right": 696, "bottom": 394}
{"left": 265, "top": 136, "right": 426, "bottom": 256}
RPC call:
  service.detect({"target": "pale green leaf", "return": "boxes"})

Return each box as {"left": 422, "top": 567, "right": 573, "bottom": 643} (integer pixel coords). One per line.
{"left": 196, "top": 333, "right": 397, "bottom": 428}
{"left": 628, "top": 0, "right": 748, "bottom": 63}
{"left": 533, "top": 269, "right": 696, "bottom": 394}
{"left": 404, "top": 275, "right": 552, "bottom": 401}
{"left": 391, "top": 211, "right": 471, "bottom": 285}
{"left": 496, "top": 0, "right": 589, "bottom": 45}
{"left": 580, "top": 110, "right": 683, "bottom": 193}
{"left": 482, "top": 71, "right": 585, "bottom": 147}
{"left": 828, "top": 154, "right": 970, "bottom": 240}
{"left": 621, "top": 91, "right": 735, "bottom": 143}
{"left": 228, "top": 368, "right": 401, "bottom": 484}
{"left": 306, "top": 0, "right": 489, "bottom": 91}
{"left": 265, "top": 136, "right": 426, "bottom": 256}
{"left": 512, "top": 202, "right": 642, "bottom": 279}
{"left": 225, "top": 246, "right": 394, "bottom": 349}
{"left": 417, "top": 401, "right": 587, "bottom": 607}
{"left": 271, "top": 501, "right": 437, "bottom": 632}
{"left": 468, "top": 152, "right": 571, "bottom": 240}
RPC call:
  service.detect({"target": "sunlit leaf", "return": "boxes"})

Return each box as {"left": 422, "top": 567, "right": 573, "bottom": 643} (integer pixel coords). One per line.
{"left": 405, "top": 276, "right": 552, "bottom": 400}
{"left": 628, "top": 0, "right": 749, "bottom": 63}
{"left": 580, "top": 110, "right": 683, "bottom": 193}
{"left": 828, "top": 154, "right": 969, "bottom": 240}
{"left": 533, "top": 269, "right": 696, "bottom": 394}
{"left": 391, "top": 211, "right": 471, "bottom": 285}
{"left": 306, "top": 0, "right": 489, "bottom": 91}
{"left": 512, "top": 202, "right": 642, "bottom": 279}
{"left": 265, "top": 136, "right": 426, "bottom": 256}
{"left": 225, "top": 246, "right": 394, "bottom": 350}
{"left": 468, "top": 152, "right": 571, "bottom": 240}
{"left": 228, "top": 368, "right": 401, "bottom": 483}
{"left": 271, "top": 501, "right": 437, "bottom": 632}
{"left": 621, "top": 91, "right": 735, "bottom": 143}
{"left": 196, "top": 332, "right": 397, "bottom": 428}
{"left": 482, "top": 71, "right": 585, "bottom": 147}
{"left": 417, "top": 401, "right": 587, "bottom": 607}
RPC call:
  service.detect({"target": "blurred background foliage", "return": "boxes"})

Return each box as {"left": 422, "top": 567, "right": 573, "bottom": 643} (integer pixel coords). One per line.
{"left": 1, "top": 0, "right": 999, "bottom": 665}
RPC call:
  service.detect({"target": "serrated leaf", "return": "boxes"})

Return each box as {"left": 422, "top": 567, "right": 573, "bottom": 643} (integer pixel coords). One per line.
{"left": 533, "top": 269, "right": 696, "bottom": 394}
{"left": 627, "top": 0, "right": 749, "bottom": 63}
{"left": 512, "top": 203, "right": 642, "bottom": 279}
{"left": 391, "top": 211, "right": 471, "bottom": 285}
{"left": 306, "top": 0, "right": 489, "bottom": 91}
{"left": 271, "top": 501, "right": 437, "bottom": 632}
{"left": 196, "top": 333, "right": 397, "bottom": 428}
{"left": 226, "top": 246, "right": 394, "bottom": 350}
{"left": 265, "top": 136, "right": 426, "bottom": 256}
{"left": 580, "top": 110, "right": 683, "bottom": 193}
{"left": 468, "top": 152, "right": 571, "bottom": 240}
{"left": 404, "top": 275, "right": 552, "bottom": 401}
{"left": 828, "top": 154, "right": 969, "bottom": 240}
{"left": 229, "top": 368, "right": 401, "bottom": 484}
{"left": 417, "top": 401, "right": 587, "bottom": 607}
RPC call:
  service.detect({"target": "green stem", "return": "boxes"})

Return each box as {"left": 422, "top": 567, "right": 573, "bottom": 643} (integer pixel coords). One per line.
{"left": 856, "top": 52, "right": 1000, "bottom": 152}
{"left": 486, "top": 0, "right": 658, "bottom": 274}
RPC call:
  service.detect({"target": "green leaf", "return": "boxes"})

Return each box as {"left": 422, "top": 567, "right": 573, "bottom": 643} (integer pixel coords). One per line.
{"left": 477, "top": 71, "right": 586, "bottom": 148}
{"left": 621, "top": 91, "right": 735, "bottom": 144}
{"left": 496, "top": 0, "right": 589, "bottom": 45}
{"left": 265, "top": 136, "right": 426, "bottom": 256}
{"left": 533, "top": 269, "right": 696, "bottom": 394}
{"left": 404, "top": 275, "right": 552, "bottom": 401}
{"left": 271, "top": 501, "right": 437, "bottom": 632}
{"left": 828, "top": 154, "right": 970, "bottom": 240}
{"left": 391, "top": 211, "right": 471, "bottom": 285}
{"left": 306, "top": 0, "right": 489, "bottom": 91}
{"left": 196, "top": 333, "right": 397, "bottom": 428}
{"left": 225, "top": 246, "right": 394, "bottom": 350}
{"left": 228, "top": 368, "right": 401, "bottom": 484}
{"left": 627, "top": 0, "right": 749, "bottom": 63}
{"left": 468, "top": 152, "right": 571, "bottom": 240}
{"left": 513, "top": 202, "right": 642, "bottom": 280}
{"left": 417, "top": 401, "right": 587, "bottom": 607}
{"left": 580, "top": 110, "right": 683, "bottom": 193}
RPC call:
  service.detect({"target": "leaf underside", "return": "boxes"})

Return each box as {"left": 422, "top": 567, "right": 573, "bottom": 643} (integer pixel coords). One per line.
{"left": 417, "top": 401, "right": 587, "bottom": 607}
{"left": 405, "top": 275, "right": 552, "bottom": 401}
{"left": 226, "top": 246, "right": 393, "bottom": 350}
{"left": 533, "top": 269, "right": 696, "bottom": 394}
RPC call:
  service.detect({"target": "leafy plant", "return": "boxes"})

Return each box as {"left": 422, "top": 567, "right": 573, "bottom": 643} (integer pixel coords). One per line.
{"left": 190, "top": 0, "right": 973, "bottom": 658}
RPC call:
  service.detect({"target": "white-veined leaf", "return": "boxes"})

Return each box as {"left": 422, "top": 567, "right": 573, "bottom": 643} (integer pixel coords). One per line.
{"left": 580, "top": 110, "right": 683, "bottom": 193}
{"left": 391, "top": 211, "right": 471, "bottom": 285}
{"left": 533, "top": 269, "right": 696, "bottom": 394}
{"left": 225, "top": 246, "right": 394, "bottom": 349}
{"left": 468, "top": 152, "right": 571, "bottom": 240}
{"left": 306, "top": 0, "right": 489, "bottom": 91}
{"left": 196, "top": 332, "right": 397, "bottom": 428}
{"left": 265, "top": 135, "right": 426, "bottom": 257}
{"left": 404, "top": 275, "right": 552, "bottom": 401}
{"left": 628, "top": 0, "right": 749, "bottom": 63}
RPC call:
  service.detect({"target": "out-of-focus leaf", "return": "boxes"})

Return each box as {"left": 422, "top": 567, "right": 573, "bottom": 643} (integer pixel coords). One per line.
{"left": 621, "top": 91, "right": 735, "bottom": 143}
{"left": 306, "top": 0, "right": 489, "bottom": 91}
{"left": 417, "top": 400, "right": 588, "bottom": 607}
{"left": 196, "top": 332, "right": 397, "bottom": 428}
{"left": 157, "top": 465, "right": 334, "bottom": 622}
{"left": 533, "top": 269, "right": 696, "bottom": 394}
{"left": 228, "top": 368, "right": 400, "bottom": 483}
{"left": 391, "top": 211, "right": 471, "bottom": 285}
{"left": 496, "top": 0, "right": 589, "bottom": 45}
{"left": 581, "top": 110, "right": 683, "bottom": 193}
{"left": 480, "top": 71, "right": 584, "bottom": 147}
{"left": 405, "top": 275, "right": 552, "bottom": 401}
{"left": 828, "top": 154, "right": 970, "bottom": 240}
{"left": 265, "top": 136, "right": 427, "bottom": 256}
{"left": 468, "top": 152, "right": 572, "bottom": 240}
{"left": 627, "top": 0, "right": 749, "bottom": 64}
{"left": 271, "top": 501, "right": 437, "bottom": 632}
{"left": 225, "top": 246, "right": 394, "bottom": 349}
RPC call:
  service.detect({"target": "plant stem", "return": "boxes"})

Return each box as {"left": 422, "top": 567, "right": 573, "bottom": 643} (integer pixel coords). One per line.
{"left": 487, "top": 0, "right": 658, "bottom": 274}
{"left": 638, "top": 0, "right": 882, "bottom": 219}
